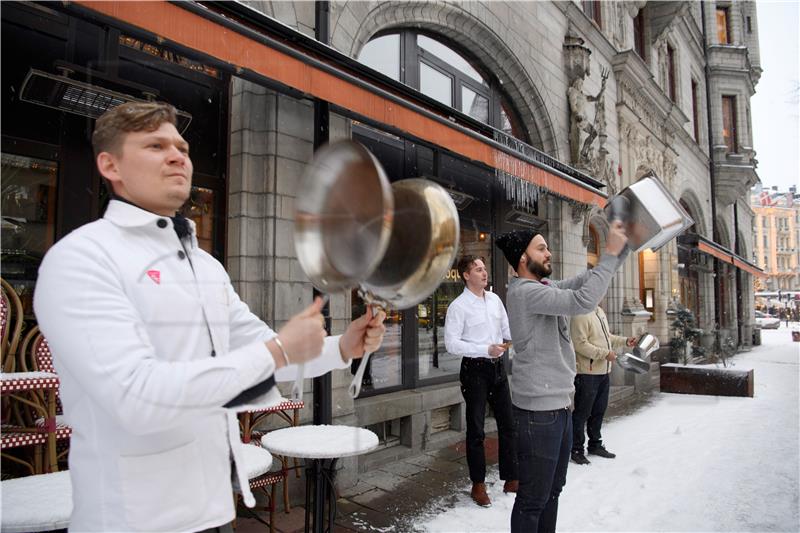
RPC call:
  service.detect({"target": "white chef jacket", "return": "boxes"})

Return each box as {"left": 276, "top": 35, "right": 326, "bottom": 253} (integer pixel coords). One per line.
{"left": 443, "top": 287, "right": 511, "bottom": 359}
{"left": 33, "top": 200, "right": 350, "bottom": 532}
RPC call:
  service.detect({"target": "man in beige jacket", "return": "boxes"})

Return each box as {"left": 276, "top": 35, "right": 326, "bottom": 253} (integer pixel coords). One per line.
{"left": 569, "top": 306, "right": 635, "bottom": 465}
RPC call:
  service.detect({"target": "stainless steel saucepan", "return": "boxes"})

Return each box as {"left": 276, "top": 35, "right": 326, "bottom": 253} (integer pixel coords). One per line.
{"left": 617, "top": 332, "right": 660, "bottom": 375}
{"left": 292, "top": 140, "right": 393, "bottom": 400}
{"left": 604, "top": 173, "right": 694, "bottom": 252}
{"left": 348, "top": 178, "right": 460, "bottom": 397}
{"left": 293, "top": 140, "right": 460, "bottom": 399}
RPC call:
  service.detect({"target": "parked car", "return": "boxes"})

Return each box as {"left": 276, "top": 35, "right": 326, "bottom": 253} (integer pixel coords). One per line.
{"left": 755, "top": 311, "right": 781, "bottom": 329}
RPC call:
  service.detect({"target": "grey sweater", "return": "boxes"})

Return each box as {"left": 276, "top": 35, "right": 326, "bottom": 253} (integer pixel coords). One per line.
{"left": 508, "top": 251, "right": 627, "bottom": 411}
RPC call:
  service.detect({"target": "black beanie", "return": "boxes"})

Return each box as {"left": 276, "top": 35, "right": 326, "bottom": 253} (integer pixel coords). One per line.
{"left": 496, "top": 229, "right": 539, "bottom": 268}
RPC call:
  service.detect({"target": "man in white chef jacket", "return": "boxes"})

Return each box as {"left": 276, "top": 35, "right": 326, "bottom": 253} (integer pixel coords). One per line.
{"left": 33, "top": 101, "right": 386, "bottom": 533}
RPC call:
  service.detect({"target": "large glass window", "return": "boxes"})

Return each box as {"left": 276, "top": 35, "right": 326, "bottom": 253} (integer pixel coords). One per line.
{"left": 1, "top": 153, "right": 57, "bottom": 315}
{"left": 357, "top": 34, "right": 401, "bottom": 81}
{"left": 420, "top": 61, "right": 453, "bottom": 107}
{"left": 351, "top": 293, "right": 403, "bottom": 394}
{"left": 418, "top": 227, "right": 493, "bottom": 382}
{"left": 356, "top": 30, "right": 528, "bottom": 143}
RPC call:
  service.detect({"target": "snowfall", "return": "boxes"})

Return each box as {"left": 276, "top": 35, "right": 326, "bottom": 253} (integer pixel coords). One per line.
{"left": 417, "top": 326, "right": 800, "bottom": 532}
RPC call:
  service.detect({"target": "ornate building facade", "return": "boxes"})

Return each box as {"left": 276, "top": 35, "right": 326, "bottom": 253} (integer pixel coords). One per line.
{"left": 2, "top": 0, "right": 764, "bottom": 490}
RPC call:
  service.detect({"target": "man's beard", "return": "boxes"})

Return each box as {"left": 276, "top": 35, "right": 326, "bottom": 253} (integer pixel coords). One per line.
{"left": 526, "top": 256, "right": 552, "bottom": 278}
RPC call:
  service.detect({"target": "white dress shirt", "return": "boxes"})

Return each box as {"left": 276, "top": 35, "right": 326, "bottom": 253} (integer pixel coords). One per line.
{"left": 444, "top": 287, "right": 511, "bottom": 359}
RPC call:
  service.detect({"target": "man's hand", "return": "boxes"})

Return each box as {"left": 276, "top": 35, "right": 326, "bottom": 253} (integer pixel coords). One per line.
{"left": 626, "top": 336, "right": 637, "bottom": 347}
{"left": 488, "top": 344, "right": 506, "bottom": 358}
{"left": 605, "top": 220, "right": 628, "bottom": 256}
{"left": 339, "top": 306, "right": 387, "bottom": 361}
{"left": 271, "top": 297, "right": 327, "bottom": 368}
{"left": 606, "top": 351, "right": 617, "bottom": 362}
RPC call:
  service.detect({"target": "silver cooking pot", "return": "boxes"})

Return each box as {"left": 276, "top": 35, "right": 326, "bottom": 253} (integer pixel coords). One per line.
{"left": 604, "top": 173, "right": 694, "bottom": 252}
{"left": 617, "top": 332, "right": 660, "bottom": 375}
{"left": 293, "top": 141, "right": 460, "bottom": 398}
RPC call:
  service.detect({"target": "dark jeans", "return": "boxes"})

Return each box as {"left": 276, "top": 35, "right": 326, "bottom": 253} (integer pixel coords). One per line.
{"left": 459, "top": 357, "right": 518, "bottom": 483}
{"left": 571, "top": 373, "right": 610, "bottom": 453}
{"left": 511, "top": 406, "right": 571, "bottom": 533}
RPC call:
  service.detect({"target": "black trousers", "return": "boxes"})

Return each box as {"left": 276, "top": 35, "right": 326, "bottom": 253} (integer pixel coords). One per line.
{"left": 571, "top": 373, "right": 610, "bottom": 453}
{"left": 460, "top": 357, "right": 518, "bottom": 483}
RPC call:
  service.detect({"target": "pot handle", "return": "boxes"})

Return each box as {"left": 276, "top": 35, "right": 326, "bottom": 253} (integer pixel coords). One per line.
{"left": 348, "top": 306, "right": 380, "bottom": 399}
{"left": 607, "top": 195, "right": 630, "bottom": 223}
{"left": 290, "top": 294, "right": 331, "bottom": 401}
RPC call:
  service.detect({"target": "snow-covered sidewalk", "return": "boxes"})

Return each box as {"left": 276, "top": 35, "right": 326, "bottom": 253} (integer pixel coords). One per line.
{"left": 418, "top": 327, "right": 800, "bottom": 532}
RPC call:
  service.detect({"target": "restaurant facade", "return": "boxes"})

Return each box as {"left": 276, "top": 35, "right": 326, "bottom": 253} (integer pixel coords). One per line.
{"left": 2, "top": 0, "right": 764, "bottom": 490}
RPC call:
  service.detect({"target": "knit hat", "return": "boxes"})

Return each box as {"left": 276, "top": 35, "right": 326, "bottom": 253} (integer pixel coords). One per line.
{"left": 496, "top": 229, "right": 539, "bottom": 268}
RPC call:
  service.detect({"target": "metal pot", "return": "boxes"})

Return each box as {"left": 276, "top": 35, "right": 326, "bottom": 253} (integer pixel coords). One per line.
{"left": 294, "top": 140, "right": 394, "bottom": 293}
{"left": 349, "top": 179, "right": 460, "bottom": 396}
{"left": 604, "top": 173, "right": 694, "bottom": 252}
{"left": 360, "top": 179, "right": 460, "bottom": 310}
{"left": 632, "top": 332, "right": 660, "bottom": 360}
{"left": 616, "top": 352, "right": 650, "bottom": 375}
{"left": 293, "top": 141, "right": 460, "bottom": 398}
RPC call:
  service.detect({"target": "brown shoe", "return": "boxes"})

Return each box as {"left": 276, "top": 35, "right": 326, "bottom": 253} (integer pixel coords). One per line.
{"left": 471, "top": 482, "right": 491, "bottom": 507}
{"left": 503, "top": 480, "right": 519, "bottom": 493}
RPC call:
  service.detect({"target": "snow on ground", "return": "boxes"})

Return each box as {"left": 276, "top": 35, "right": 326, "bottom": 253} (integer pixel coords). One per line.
{"left": 418, "top": 326, "right": 800, "bottom": 532}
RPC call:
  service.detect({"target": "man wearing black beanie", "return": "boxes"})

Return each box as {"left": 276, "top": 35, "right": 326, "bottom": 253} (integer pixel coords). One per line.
{"left": 496, "top": 221, "right": 628, "bottom": 533}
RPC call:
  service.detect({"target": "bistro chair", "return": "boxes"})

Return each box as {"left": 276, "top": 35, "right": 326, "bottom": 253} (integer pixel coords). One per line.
{"left": 18, "top": 326, "right": 73, "bottom": 468}
{"left": 1, "top": 277, "right": 25, "bottom": 373}
{"left": 233, "top": 441, "right": 285, "bottom": 533}
{"left": 0, "top": 470, "right": 72, "bottom": 532}
{"left": 239, "top": 398, "right": 304, "bottom": 512}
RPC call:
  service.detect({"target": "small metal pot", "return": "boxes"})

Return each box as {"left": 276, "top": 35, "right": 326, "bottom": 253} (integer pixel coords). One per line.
{"left": 604, "top": 173, "right": 694, "bottom": 252}
{"left": 617, "top": 352, "right": 650, "bottom": 374}
{"left": 360, "top": 179, "right": 460, "bottom": 310}
{"left": 633, "top": 332, "right": 660, "bottom": 360}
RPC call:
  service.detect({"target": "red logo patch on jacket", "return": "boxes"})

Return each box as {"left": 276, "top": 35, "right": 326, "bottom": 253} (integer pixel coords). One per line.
{"left": 147, "top": 270, "right": 161, "bottom": 285}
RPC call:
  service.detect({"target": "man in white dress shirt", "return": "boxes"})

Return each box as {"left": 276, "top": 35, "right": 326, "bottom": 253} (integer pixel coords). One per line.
{"left": 444, "top": 255, "right": 518, "bottom": 507}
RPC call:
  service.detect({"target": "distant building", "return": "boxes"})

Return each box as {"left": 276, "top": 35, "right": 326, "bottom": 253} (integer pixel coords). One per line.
{"left": 751, "top": 184, "right": 800, "bottom": 292}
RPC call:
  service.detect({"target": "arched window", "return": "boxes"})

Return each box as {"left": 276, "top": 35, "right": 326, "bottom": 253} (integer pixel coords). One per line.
{"left": 358, "top": 31, "right": 528, "bottom": 142}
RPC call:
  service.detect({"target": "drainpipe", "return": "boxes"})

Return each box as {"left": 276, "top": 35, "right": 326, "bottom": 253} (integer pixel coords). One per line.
{"left": 734, "top": 203, "right": 743, "bottom": 345}
{"left": 701, "top": 2, "right": 723, "bottom": 331}
{"left": 312, "top": 0, "right": 331, "bottom": 428}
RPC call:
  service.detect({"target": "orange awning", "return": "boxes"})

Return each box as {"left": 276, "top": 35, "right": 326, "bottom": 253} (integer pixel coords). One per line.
{"left": 695, "top": 239, "right": 767, "bottom": 278}
{"left": 74, "top": 1, "right": 606, "bottom": 207}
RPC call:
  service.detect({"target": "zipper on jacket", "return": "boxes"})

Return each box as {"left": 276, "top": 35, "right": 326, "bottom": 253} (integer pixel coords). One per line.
{"left": 597, "top": 309, "right": 611, "bottom": 373}
{"left": 179, "top": 238, "right": 216, "bottom": 357}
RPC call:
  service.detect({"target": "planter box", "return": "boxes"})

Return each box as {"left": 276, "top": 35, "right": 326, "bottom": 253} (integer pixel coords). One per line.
{"left": 660, "top": 364, "right": 754, "bottom": 397}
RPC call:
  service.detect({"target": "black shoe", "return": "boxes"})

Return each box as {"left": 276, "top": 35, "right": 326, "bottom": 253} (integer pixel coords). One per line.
{"left": 570, "top": 451, "right": 590, "bottom": 465}
{"left": 587, "top": 445, "right": 616, "bottom": 459}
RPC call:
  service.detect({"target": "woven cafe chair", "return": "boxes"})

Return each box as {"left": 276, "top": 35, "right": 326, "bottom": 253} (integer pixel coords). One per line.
{"left": 233, "top": 441, "right": 285, "bottom": 533}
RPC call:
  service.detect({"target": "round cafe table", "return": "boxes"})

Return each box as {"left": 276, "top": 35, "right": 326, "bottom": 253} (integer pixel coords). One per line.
{"left": 261, "top": 425, "right": 378, "bottom": 533}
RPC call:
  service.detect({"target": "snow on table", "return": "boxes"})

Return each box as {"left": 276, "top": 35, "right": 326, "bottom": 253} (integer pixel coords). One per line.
{"left": 261, "top": 425, "right": 379, "bottom": 459}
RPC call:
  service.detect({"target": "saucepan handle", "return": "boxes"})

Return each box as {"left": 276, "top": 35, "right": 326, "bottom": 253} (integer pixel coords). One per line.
{"left": 348, "top": 306, "right": 379, "bottom": 399}
{"left": 290, "top": 294, "right": 331, "bottom": 401}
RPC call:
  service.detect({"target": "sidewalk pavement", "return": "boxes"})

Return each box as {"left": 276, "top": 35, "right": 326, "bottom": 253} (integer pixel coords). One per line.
{"left": 236, "top": 390, "right": 655, "bottom": 533}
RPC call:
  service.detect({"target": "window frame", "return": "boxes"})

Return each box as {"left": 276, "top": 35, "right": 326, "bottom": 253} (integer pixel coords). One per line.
{"left": 716, "top": 6, "right": 731, "bottom": 44}
{"left": 721, "top": 94, "right": 738, "bottom": 153}
{"left": 357, "top": 29, "right": 529, "bottom": 144}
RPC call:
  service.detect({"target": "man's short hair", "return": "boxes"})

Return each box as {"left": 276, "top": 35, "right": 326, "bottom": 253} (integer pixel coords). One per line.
{"left": 457, "top": 255, "right": 483, "bottom": 285}
{"left": 92, "top": 101, "right": 178, "bottom": 157}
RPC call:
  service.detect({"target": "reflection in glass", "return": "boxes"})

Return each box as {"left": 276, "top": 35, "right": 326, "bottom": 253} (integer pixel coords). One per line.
{"left": 1, "top": 153, "right": 58, "bottom": 315}
{"left": 180, "top": 186, "right": 215, "bottom": 253}
{"left": 418, "top": 227, "right": 493, "bottom": 382}
{"left": 420, "top": 62, "right": 452, "bottom": 107}
{"left": 417, "top": 35, "right": 485, "bottom": 84}
{"left": 351, "top": 290, "right": 402, "bottom": 393}
{"left": 357, "top": 34, "right": 401, "bottom": 81}
{"left": 462, "top": 86, "right": 489, "bottom": 122}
